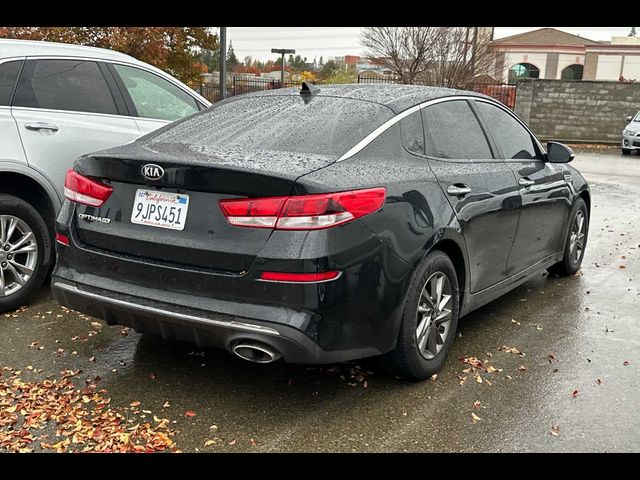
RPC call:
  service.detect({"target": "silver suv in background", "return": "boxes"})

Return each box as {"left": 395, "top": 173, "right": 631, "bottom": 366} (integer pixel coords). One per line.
{"left": 0, "top": 39, "right": 211, "bottom": 311}
{"left": 622, "top": 111, "right": 640, "bottom": 155}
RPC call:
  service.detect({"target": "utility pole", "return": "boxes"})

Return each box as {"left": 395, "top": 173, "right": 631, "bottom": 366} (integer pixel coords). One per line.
{"left": 219, "top": 27, "right": 227, "bottom": 100}
{"left": 271, "top": 48, "right": 295, "bottom": 87}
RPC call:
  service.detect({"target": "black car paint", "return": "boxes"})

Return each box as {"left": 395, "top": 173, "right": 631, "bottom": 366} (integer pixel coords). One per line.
{"left": 52, "top": 85, "right": 590, "bottom": 364}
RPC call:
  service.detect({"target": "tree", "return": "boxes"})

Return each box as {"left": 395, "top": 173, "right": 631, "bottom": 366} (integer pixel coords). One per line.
{"left": 360, "top": 27, "right": 499, "bottom": 87}
{"left": 200, "top": 48, "right": 220, "bottom": 72}
{"left": 426, "top": 27, "right": 500, "bottom": 88}
{"left": 319, "top": 60, "right": 343, "bottom": 80}
{"left": 226, "top": 41, "right": 239, "bottom": 71}
{"left": 630, "top": 27, "right": 637, "bottom": 37}
{"left": 360, "top": 27, "right": 443, "bottom": 83}
{"left": 288, "top": 54, "right": 308, "bottom": 72}
{"left": 0, "top": 27, "right": 218, "bottom": 83}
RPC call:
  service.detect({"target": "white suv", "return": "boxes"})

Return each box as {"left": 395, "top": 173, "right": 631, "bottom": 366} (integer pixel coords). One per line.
{"left": 0, "top": 39, "right": 211, "bottom": 311}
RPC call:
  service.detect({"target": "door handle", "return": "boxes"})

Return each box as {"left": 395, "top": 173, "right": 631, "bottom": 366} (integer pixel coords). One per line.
{"left": 446, "top": 184, "right": 471, "bottom": 196}
{"left": 25, "top": 122, "right": 59, "bottom": 132}
{"left": 518, "top": 177, "right": 535, "bottom": 187}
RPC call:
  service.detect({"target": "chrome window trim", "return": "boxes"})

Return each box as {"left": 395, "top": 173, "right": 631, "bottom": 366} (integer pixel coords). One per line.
{"left": 337, "top": 95, "right": 545, "bottom": 162}
{"left": 53, "top": 282, "right": 281, "bottom": 336}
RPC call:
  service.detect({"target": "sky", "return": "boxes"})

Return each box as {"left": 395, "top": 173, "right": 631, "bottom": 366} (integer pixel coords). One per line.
{"left": 224, "top": 27, "right": 636, "bottom": 62}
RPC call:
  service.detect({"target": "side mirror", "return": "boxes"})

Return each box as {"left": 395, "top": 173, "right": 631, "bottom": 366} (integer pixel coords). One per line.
{"left": 546, "top": 141, "right": 575, "bottom": 163}
{"left": 626, "top": 115, "right": 633, "bottom": 122}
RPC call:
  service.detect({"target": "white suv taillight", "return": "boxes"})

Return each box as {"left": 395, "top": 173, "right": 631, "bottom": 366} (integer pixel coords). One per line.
{"left": 219, "top": 187, "right": 386, "bottom": 230}
{"left": 64, "top": 169, "right": 113, "bottom": 207}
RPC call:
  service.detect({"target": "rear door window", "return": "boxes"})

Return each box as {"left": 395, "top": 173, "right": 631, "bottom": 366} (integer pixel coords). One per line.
{"left": 13, "top": 59, "right": 118, "bottom": 115}
{"left": 0, "top": 60, "right": 23, "bottom": 106}
{"left": 421, "top": 100, "right": 493, "bottom": 160}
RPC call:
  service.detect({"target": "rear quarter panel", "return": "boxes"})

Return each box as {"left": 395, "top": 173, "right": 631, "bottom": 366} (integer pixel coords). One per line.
{"left": 296, "top": 124, "right": 466, "bottom": 286}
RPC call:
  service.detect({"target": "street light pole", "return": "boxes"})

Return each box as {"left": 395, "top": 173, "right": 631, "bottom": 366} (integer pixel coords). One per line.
{"left": 219, "top": 27, "right": 227, "bottom": 100}
{"left": 271, "top": 48, "right": 295, "bottom": 87}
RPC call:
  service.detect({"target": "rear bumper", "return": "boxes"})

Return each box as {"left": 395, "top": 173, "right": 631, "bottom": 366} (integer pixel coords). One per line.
{"left": 52, "top": 278, "right": 381, "bottom": 364}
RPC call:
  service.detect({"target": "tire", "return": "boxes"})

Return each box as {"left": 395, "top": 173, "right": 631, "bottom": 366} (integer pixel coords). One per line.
{"left": 548, "top": 198, "right": 589, "bottom": 277}
{"left": 622, "top": 149, "right": 631, "bottom": 156}
{"left": 383, "top": 250, "right": 460, "bottom": 381}
{"left": 0, "top": 194, "right": 51, "bottom": 313}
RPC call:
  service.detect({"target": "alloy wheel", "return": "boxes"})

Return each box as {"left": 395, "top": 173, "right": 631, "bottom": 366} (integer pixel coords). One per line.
{"left": 415, "top": 271, "right": 453, "bottom": 360}
{"left": 0, "top": 215, "right": 38, "bottom": 297}
{"left": 568, "top": 210, "right": 585, "bottom": 264}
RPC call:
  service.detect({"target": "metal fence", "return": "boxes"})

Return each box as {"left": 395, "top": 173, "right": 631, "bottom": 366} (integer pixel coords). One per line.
{"left": 357, "top": 74, "right": 517, "bottom": 110}
{"left": 188, "top": 77, "right": 328, "bottom": 104}
{"left": 188, "top": 75, "right": 517, "bottom": 111}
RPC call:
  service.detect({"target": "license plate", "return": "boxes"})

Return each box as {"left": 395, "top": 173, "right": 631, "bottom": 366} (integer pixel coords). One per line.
{"left": 130, "top": 189, "right": 189, "bottom": 231}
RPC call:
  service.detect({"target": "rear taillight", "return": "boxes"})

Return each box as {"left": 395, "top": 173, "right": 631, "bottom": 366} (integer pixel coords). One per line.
{"left": 259, "top": 271, "right": 342, "bottom": 283}
{"left": 219, "top": 187, "right": 386, "bottom": 230}
{"left": 64, "top": 169, "right": 113, "bottom": 207}
{"left": 55, "top": 233, "right": 69, "bottom": 246}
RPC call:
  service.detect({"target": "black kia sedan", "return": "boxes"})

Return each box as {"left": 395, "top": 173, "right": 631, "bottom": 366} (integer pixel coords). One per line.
{"left": 52, "top": 84, "right": 590, "bottom": 380}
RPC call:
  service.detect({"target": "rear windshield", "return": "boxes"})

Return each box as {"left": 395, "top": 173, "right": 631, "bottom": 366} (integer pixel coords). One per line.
{"left": 146, "top": 95, "right": 394, "bottom": 157}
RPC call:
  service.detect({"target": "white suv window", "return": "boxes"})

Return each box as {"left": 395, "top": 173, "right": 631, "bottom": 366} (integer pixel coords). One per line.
{"left": 13, "top": 59, "right": 118, "bottom": 115}
{"left": 113, "top": 64, "right": 199, "bottom": 122}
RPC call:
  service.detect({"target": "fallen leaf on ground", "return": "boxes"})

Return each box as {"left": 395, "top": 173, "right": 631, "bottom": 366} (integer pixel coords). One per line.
{"left": 430, "top": 374, "right": 438, "bottom": 381}
{"left": 228, "top": 439, "right": 236, "bottom": 446}
{"left": 149, "top": 372, "right": 157, "bottom": 380}
{"left": 130, "top": 401, "right": 141, "bottom": 407}
{"left": 204, "top": 440, "right": 216, "bottom": 447}
{"left": 623, "top": 361, "right": 630, "bottom": 366}
{"left": 184, "top": 410, "right": 197, "bottom": 418}
{"left": 473, "top": 400, "right": 481, "bottom": 409}
{"left": 499, "top": 346, "right": 525, "bottom": 356}
{"left": 0, "top": 369, "right": 178, "bottom": 453}
{"left": 471, "top": 413, "right": 482, "bottom": 423}
{"left": 550, "top": 425, "right": 560, "bottom": 437}
{"left": 518, "top": 365, "right": 527, "bottom": 371}
{"left": 572, "top": 389, "right": 580, "bottom": 398}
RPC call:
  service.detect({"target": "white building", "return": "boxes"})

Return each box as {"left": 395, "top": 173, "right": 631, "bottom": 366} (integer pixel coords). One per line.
{"left": 491, "top": 28, "right": 640, "bottom": 83}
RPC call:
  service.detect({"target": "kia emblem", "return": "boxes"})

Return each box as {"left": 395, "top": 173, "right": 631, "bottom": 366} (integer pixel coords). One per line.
{"left": 141, "top": 164, "right": 165, "bottom": 181}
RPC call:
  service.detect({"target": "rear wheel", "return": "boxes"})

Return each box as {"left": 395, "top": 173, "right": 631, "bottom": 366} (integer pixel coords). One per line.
{"left": 622, "top": 148, "right": 631, "bottom": 156}
{"left": 383, "top": 250, "right": 460, "bottom": 381}
{"left": 0, "top": 194, "right": 50, "bottom": 312}
{"left": 548, "top": 198, "right": 588, "bottom": 277}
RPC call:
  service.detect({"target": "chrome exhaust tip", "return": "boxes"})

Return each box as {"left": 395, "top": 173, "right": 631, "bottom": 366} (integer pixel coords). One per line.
{"left": 232, "top": 341, "right": 282, "bottom": 364}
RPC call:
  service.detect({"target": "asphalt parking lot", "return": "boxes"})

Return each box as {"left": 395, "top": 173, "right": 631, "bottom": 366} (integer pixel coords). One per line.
{"left": 1, "top": 147, "right": 638, "bottom": 453}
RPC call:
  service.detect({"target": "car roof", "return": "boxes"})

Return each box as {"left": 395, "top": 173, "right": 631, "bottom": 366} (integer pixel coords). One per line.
{"left": 235, "top": 83, "right": 491, "bottom": 114}
{"left": 0, "top": 38, "right": 142, "bottom": 65}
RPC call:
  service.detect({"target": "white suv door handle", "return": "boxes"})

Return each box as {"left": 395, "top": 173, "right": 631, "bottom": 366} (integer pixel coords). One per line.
{"left": 25, "top": 122, "right": 59, "bottom": 132}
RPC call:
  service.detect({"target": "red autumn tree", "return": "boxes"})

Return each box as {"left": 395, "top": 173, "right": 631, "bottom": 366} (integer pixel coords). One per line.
{"left": 0, "top": 27, "right": 218, "bottom": 83}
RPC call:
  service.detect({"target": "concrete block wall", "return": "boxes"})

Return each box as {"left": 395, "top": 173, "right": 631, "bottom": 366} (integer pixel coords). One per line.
{"left": 514, "top": 79, "right": 640, "bottom": 143}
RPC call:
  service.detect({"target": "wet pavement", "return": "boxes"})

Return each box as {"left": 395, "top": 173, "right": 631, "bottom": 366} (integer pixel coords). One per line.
{"left": 1, "top": 150, "right": 639, "bottom": 452}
